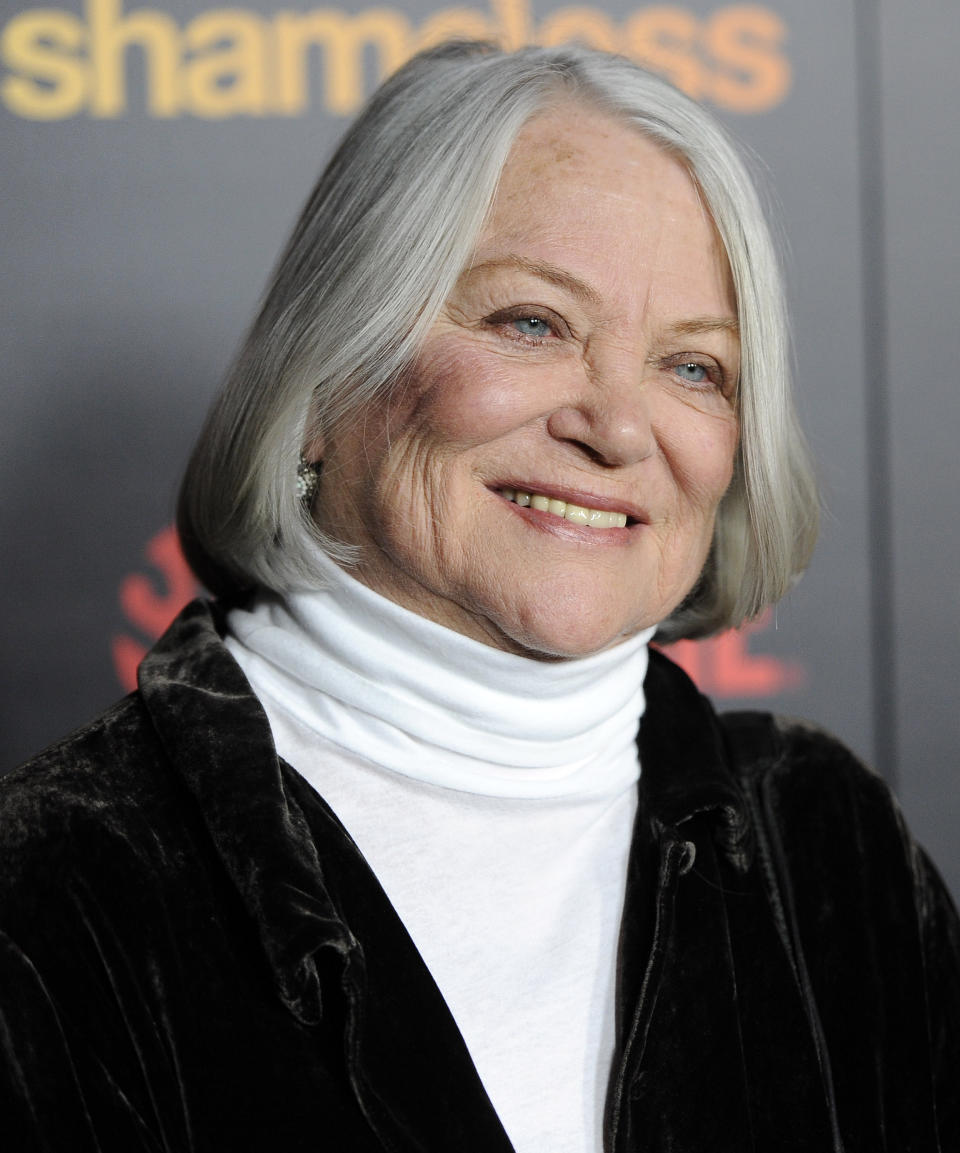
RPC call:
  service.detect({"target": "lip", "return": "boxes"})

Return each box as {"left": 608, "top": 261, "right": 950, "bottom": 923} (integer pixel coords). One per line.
{"left": 489, "top": 482, "right": 650, "bottom": 525}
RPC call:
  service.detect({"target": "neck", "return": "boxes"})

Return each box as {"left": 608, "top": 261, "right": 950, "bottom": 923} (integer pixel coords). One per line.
{"left": 225, "top": 547, "right": 656, "bottom": 798}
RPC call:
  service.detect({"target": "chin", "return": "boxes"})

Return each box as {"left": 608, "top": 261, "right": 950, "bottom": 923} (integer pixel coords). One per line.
{"left": 492, "top": 610, "right": 653, "bottom": 660}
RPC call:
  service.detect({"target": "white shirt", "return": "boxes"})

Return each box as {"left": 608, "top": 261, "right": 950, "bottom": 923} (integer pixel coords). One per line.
{"left": 226, "top": 547, "right": 653, "bottom": 1151}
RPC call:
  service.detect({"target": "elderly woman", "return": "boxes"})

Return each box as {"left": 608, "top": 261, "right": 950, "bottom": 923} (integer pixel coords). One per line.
{"left": 1, "top": 41, "right": 957, "bottom": 1153}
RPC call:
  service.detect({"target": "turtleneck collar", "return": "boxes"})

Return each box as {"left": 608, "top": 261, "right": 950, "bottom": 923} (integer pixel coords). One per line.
{"left": 225, "top": 547, "right": 655, "bottom": 799}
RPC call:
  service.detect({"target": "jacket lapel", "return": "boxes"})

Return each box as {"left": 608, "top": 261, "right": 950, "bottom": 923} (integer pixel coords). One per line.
{"left": 608, "top": 651, "right": 840, "bottom": 1152}
{"left": 138, "top": 600, "right": 514, "bottom": 1152}
{"left": 138, "top": 599, "right": 353, "bottom": 1026}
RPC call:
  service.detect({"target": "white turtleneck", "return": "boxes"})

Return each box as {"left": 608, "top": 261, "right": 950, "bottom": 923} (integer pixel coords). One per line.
{"left": 225, "top": 547, "right": 653, "bottom": 1152}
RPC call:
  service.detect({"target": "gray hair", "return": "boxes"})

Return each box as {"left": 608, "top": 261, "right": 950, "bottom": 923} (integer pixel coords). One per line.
{"left": 178, "top": 40, "right": 818, "bottom": 641}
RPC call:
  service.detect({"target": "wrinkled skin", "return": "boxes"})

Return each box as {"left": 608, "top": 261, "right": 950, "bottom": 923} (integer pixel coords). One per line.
{"left": 314, "top": 104, "right": 740, "bottom": 657}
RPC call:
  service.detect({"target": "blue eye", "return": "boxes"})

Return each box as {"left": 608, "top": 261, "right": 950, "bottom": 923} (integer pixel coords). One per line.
{"left": 484, "top": 307, "right": 565, "bottom": 344}
{"left": 512, "top": 316, "right": 552, "bottom": 338}
{"left": 675, "top": 362, "right": 708, "bottom": 383}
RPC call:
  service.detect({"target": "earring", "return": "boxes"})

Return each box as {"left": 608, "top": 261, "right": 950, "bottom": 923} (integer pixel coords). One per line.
{"left": 296, "top": 455, "right": 322, "bottom": 502}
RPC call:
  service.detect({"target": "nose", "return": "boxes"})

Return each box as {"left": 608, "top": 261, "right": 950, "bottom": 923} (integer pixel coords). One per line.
{"left": 546, "top": 368, "right": 656, "bottom": 468}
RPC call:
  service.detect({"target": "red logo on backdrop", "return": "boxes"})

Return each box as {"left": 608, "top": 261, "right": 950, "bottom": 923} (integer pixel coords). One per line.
{"left": 113, "top": 526, "right": 200, "bottom": 692}
{"left": 660, "top": 611, "right": 804, "bottom": 698}
{"left": 114, "top": 526, "right": 804, "bottom": 698}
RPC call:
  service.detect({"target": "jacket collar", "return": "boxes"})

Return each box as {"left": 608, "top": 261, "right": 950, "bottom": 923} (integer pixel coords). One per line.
{"left": 137, "top": 599, "right": 357, "bottom": 1026}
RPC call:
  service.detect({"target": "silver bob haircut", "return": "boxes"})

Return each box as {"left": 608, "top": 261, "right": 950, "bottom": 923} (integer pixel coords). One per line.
{"left": 178, "top": 40, "right": 818, "bottom": 642}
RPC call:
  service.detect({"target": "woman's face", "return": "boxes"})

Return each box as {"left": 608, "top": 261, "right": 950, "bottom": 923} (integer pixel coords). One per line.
{"left": 314, "top": 104, "right": 740, "bottom": 658}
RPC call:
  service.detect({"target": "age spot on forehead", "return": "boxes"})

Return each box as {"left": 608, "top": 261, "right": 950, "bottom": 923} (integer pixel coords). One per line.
{"left": 496, "top": 111, "right": 619, "bottom": 213}
{"left": 546, "top": 138, "right": 578, "bottom": 164}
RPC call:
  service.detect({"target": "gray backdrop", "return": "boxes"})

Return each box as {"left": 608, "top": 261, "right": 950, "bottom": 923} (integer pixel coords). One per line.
{"left": 2, "top": 0, "right": 958, "bottom": 895}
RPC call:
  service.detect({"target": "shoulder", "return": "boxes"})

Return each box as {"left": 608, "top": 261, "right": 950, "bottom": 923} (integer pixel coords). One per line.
{"left": 644, "top": 649, "right": 897, "bottom": 836}
{"left": 718, "top": 708, "right": 913, "bottom": 866}
{"left": 0, "top": 596, "right": 232, "bottom": 867}
{"left": 1, "top": 692, "right": 169, "bottom": 842}
{"left": 0, "top": 692, "right": 196, "bottom": 937}
{"left": 0, "top": 687, "right": 239, "bottom": 1146}
{"left": 720, "top": 709, "right": 888, "bottom": 799}
{"left": 719, "top": 709, "right": 900, "bottom": 831}
{"left": 717, "top": 708, "right": 955, "bottom": 932}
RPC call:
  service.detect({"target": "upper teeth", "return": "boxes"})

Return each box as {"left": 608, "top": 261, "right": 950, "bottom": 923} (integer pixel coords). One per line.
{"left": 500, "top": 488, "right": 628, "bottom": 528}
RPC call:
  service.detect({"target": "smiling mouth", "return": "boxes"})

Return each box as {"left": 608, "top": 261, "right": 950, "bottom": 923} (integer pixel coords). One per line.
{"left": 499, "top": 488, "right": 633, "bottom": 529}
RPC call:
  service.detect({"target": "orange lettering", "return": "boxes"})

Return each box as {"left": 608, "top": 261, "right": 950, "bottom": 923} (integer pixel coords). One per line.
{"left": 623, "top": 7, "right": 703, "bottom": 100}
{"left": 0, "top": 10, "right": 87, "bottom": 119}
{"left": 88, "top": 0, "right": 180, "bottom": 117}
{"left": 705, "top": 4, "right": 790, "bottom": 113}
{"left": 491, "top": 0, "right": 531, "bottom": 50}
{"left": 273, "top": 8, "right": 408, "bottom": 116}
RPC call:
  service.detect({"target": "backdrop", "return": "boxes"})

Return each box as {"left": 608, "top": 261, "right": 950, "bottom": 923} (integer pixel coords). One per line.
{"left": 2, "top": 0, "right": 958, "bottom": 895}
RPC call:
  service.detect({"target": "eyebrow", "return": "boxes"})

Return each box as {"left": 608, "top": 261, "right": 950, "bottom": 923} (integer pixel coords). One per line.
{"left": 464, "top": 256, "right": 604, "bottom": 307}
{"left": 663, "top": 316, "right": 740, "bottom": 338}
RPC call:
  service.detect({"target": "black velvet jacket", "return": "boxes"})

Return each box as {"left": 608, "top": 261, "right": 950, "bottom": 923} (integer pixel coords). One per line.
{"left": 1, "top": 600, "right": 957, "bottom": 1151}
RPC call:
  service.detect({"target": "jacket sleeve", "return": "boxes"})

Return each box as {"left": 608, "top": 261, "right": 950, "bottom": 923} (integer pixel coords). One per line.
{"left": 723, "top": 709, "right": 960, "bottom": 1140}
{"left": 0, "top": 931, "right": 103, "bottom": 1151}
{"left": 0, "top": 897, "right": 195, "bottom": 1153}
{"left": 0, "top": 745, "right": 194, "bottom": 1151}
{"left": 914, "top": 845, "right": 960, "bottom": 1140}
